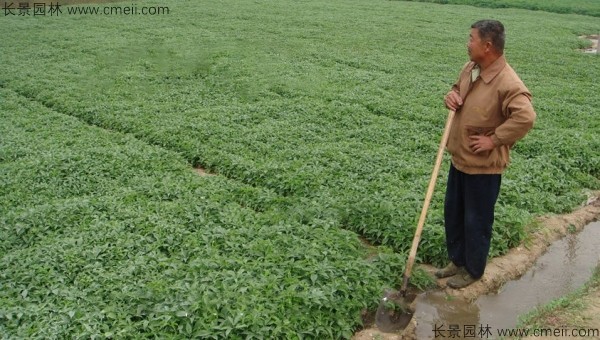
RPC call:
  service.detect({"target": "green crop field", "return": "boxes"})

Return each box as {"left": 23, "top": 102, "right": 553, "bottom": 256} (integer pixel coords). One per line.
{"left": 1, "top": 0, "right": 599, "bottom": 338}
{"left": 401, "top": 0, "right": 600, "bottom": 17}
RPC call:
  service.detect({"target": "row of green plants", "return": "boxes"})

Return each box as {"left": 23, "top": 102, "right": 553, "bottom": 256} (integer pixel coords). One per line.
{"left": 0, "top": 0, "right": 598, "bottom": 337}
{"left": 1, "top": 0, "right": 597, "bottom": 267}
{"left": 400, "top": 0, "right": 600, "bottom": 17}
{"left": 0, "top": 87, "right": 434, "bottom": 338}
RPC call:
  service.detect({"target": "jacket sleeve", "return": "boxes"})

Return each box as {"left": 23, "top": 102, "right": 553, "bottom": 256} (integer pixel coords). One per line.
{"left": 450, "top": 62, "right": 472, "bottom": 94}
{"left": 491, "top": 89, "right": 536, "bottom": 146}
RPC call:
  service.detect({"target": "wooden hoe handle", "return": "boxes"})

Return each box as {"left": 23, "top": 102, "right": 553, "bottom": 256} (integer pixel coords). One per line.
{"left": 400, "top": 109, "right": 456, "bottom": 295}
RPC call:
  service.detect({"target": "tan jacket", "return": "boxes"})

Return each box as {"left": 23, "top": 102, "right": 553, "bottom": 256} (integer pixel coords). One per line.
{"left": 447, "top": 55, "right": 536, "bottom": 174}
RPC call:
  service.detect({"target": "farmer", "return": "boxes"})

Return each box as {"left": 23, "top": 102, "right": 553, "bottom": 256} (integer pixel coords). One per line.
{"left": 435, "top": 20, "right": 536, "bottom": 288}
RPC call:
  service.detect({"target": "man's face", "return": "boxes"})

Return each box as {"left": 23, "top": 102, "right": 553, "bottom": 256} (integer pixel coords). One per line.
{"left": 467, "top": 28, "right": 487, "bottom": 63}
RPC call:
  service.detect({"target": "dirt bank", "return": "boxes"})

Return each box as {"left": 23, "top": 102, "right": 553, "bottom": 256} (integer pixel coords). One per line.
{"left": 522, "top": 284, "right": 600, "bottom": 340}
{"left": 354, "top": 193, "right": 600, "bottom": 340}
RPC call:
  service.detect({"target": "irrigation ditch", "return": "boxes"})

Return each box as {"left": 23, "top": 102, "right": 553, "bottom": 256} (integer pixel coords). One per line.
{"left": 354, "top": 193, "right": 600, "bottom": 339}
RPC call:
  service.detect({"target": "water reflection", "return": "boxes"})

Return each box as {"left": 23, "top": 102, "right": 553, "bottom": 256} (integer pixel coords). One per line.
{"left": 415, "top": 222, "right": 600, "bottom": 339}
{"left": 415, "top": 291, "right": 480, "bottom": 339}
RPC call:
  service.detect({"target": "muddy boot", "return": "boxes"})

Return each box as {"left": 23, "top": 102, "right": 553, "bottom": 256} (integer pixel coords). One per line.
{"left": 447, "top": 268, "right": 478, "bottom": 289}
{"left": 435, "top": 262, "right": 462, "bottom": 278}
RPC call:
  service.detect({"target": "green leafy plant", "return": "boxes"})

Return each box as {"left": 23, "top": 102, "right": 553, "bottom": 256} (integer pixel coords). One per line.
{"left": 1, "top": 0, "right": 598, "bottom": 337}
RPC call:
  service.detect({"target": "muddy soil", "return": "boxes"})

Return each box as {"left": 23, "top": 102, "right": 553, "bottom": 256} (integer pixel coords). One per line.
{"left": 354, "top": 193, "right": 600, "bottom": 340}
{"left": 194, "top": 166, "right": 215, "bottom": 177}
{"left": 580, "top": 35, "right": 599, "bottom": 54}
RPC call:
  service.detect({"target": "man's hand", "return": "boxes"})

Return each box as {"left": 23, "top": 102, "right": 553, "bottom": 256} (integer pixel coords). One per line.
{"left": 444, "top": 91, "right": 463, "bottom": 111}
{"left": 468, "top": 135, "right": 495, "bottom": 154}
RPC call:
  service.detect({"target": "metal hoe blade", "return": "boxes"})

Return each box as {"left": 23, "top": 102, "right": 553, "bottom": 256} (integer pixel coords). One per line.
{"left": 375, "top": 289, "right": 414, "bottom": 332}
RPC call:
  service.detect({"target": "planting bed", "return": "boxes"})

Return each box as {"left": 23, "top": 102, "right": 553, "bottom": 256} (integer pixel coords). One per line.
{"left": 1, "top": 0, "right": 598, "bottom": 337}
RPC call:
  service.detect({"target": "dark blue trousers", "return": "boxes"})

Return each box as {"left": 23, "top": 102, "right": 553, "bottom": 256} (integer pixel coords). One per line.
{"left": 444, "top": 164, "right": 501, "bottom": 279}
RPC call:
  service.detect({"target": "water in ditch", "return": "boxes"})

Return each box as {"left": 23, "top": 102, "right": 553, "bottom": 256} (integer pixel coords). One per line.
{"left": 414, "top": 221, "right": 600, "bottom": 339}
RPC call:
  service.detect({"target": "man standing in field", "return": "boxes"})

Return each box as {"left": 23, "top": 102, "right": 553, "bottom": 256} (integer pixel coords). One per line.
{"left": 436, "top": 20, "right": 536, "bottom": 288}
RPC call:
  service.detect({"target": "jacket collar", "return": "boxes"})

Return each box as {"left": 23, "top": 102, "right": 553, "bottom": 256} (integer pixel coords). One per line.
{"left": 478, "top": 55, "right": 507, "bottom": 84}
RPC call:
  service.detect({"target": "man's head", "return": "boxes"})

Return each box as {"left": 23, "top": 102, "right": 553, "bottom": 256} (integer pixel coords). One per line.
{"left": 467, "top": 20, "right": 505, "bottom": 65}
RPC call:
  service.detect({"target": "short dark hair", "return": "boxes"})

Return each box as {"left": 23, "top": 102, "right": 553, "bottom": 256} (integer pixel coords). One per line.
{"left": 471, "top": 20, "right": 505, "bottom": 53}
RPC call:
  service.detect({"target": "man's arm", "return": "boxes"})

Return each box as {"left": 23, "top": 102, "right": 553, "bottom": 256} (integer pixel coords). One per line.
{"left": 491, "top": 92, "right": 536, "bottom": 147}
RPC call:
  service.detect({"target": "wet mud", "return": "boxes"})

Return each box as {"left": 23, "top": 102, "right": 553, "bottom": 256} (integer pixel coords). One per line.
{"left": 580, "top": 34, "right": 599, "bottom": 54}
